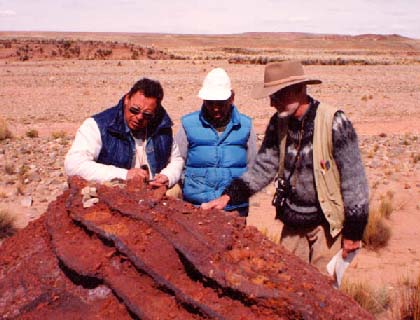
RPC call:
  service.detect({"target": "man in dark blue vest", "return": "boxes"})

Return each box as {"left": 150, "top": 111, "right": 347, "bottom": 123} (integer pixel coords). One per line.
{"left": 65, "top": 78, "right": 183, "bottom": 188}
{"left": 175, "top": 68, "right": 257, "bottom": 216}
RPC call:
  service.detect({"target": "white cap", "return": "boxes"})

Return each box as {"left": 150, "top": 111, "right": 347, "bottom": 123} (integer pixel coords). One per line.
{"left": 198, "top": 68, "right": 232, "bottom": 100}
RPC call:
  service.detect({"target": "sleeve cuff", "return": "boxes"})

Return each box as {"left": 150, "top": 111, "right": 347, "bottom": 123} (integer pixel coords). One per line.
{"left": 341, "top": 205, "right": 369, "bottom": 240}
{"left": 223, "top": 178, "right": 254, "bottom": 205}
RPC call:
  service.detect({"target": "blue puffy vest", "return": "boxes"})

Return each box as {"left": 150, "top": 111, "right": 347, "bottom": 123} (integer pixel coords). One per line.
{"left": 182, "top": 105, "right": 251, "bottom": 211}
{"left": 93, "top": 96, "right": 173, "bottom": 176}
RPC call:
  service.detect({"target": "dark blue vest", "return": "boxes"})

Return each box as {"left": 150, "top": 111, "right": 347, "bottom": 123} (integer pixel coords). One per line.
{"left": 93, "top": 97, "right": 173, "bottom": 176}
{"left": 182, "top": 105, "right": 251, "bottom": 211}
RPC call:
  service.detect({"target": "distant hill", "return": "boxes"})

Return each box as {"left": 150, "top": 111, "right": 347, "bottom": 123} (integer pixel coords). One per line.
{"left": 0, "top": 31, "right": 419, "bottom": 64}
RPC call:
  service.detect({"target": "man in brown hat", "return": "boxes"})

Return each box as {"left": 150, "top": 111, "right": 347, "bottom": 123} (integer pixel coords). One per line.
{"left": 202, "top": 60, "right": 369, "bottom": 274}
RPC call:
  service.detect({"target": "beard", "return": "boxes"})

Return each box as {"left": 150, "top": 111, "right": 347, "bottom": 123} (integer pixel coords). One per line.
{"left": 277, "top": 102, "right": 300, "bottom": 118}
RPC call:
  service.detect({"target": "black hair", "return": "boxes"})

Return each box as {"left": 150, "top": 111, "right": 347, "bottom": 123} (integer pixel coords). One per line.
{"left": 127, "top": 78, "right": 164, "bottom": 105}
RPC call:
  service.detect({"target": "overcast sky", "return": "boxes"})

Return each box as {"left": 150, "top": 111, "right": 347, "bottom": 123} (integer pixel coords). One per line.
{"left": 1, "top": 0, "right": 419, "bottom": 39}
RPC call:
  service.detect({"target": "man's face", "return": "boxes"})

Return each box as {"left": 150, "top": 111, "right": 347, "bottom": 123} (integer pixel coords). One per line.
{"left": 269, "top": 84, "right": 303, "bottom": 118}
{"left": 203, "top": 99, "right": 231, "bottom": 126}
{"left": 124, "top": 92, "right": 158, "bottom": 132}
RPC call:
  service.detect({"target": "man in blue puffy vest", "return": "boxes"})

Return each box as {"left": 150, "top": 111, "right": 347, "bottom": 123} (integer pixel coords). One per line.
{"left": 65, "top": 78, "right": 183, "bottom": 188}
{"left": 175, "top": 68, "right": 257, "bottom": 216}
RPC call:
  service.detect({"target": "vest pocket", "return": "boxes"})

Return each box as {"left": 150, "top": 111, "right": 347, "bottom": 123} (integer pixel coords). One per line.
{"left": 183, "top": 170, "right": 209, "bottom": 203}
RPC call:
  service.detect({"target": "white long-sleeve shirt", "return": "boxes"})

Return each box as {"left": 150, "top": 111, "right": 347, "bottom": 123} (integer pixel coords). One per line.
{"left": 64, "top": 118, "right": 183, "bottom": 187}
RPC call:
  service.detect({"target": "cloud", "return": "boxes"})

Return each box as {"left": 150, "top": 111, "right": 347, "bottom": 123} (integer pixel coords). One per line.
{"left": 0, "top": 9, "right": 16, "bottom": 16}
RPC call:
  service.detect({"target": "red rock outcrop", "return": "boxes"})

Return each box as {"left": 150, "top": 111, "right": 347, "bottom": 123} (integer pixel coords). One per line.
{"left": 0, "top": 176, "right": 374, "bottom": 319}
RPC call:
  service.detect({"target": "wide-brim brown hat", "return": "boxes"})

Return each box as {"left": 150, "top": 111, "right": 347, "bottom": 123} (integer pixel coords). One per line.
{"left": 252, "top": 60, "right": 322, "bottom": 99}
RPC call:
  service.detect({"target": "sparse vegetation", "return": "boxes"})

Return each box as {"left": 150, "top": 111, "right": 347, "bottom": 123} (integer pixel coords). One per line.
{"left": 363, "top": 205, "right": 391, "bottom": 249}
{"left": 397, "top": 275, "right": 420, "bottom": 320}
{"left": 0, "top": 208, "right": 17, "bottom": 239}
{"left": 4, "top": 163, "right": 15, "bottom": 175}
{"left": 0, "top": 38, "right": 170, "bottom": 61}
{"left": 361, "top": 94, "right": 374, "bottom": 102}
{"left": 341, "top": 279, "right": 389, "bottom": 315}
{"left": 51, "top": 130, "right": 67, "bottom": 139}
{"left": 379, "top": 191, "right": 394, "bottom": 219}
{"left": 0, "top": 117, "right": 12, "bottom": 140}
{"left": 412, "top": 153, "right": 420, "bottom": 164}
{"left": 25, "top": 129, "right": 39, "bottom": 138}
{"left": 18, "top": 164, "right": 30, "bottom": 183}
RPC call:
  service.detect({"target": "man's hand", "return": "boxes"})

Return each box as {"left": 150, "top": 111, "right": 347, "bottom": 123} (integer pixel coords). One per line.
{"left": 149, "top": 174, "right": 169, "bottom": 188}
{"left": 342, "top": 239, "right": 361, "bottom": 259}
{"left": 201, "top": 195, "right": 230, "bottom": 210}
{"left": 127, "top": 168, "right": 149, "bottom": 181}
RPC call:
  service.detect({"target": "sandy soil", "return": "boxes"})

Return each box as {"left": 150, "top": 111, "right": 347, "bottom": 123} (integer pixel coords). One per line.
{"left": 0, "top": 34, "right": 419, "bottom": 318}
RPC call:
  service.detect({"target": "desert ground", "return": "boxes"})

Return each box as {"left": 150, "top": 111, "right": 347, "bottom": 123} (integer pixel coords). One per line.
{"left": 0, "top": 32, "right": 419, "bottom": 318}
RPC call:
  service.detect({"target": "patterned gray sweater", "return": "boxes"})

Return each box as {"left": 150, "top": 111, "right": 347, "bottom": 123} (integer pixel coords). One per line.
{"left": 224, "top": 97, "right": 369, "bottom": 240}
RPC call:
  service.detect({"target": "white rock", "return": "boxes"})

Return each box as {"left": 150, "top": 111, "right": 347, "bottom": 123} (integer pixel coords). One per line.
{"left": 21, "top": 196, "right": 33, "bottom": 207}
{"left": 83, "top": 197, "right": 99, "bottom": 208}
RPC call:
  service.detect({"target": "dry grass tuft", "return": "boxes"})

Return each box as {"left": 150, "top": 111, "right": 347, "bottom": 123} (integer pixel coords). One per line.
{"left": 363, "top": 190, "right": 394, "bottom": 249}
{"left": 4, "top": 163, "right": 15, "bottom": 175}
{"left": 341, "top": 279, "right": 389, "bottom": 315}
{"left": 379, "top": 191, "right": 394, "bottom": 219}
{"left": 0, "top": 208, "right": 17, "bottom": 239}
{"left": 363, "top": 206, "right": 391, "bottom": 249}
{"left": 0, "top": 117, "right": 13, "bottom": 140}
{"left": 18, "top": 164, "right": 30, "bottom": 183}
{"left": 397, "top": 275, "right": 420, "bottom": 320}
{"left": 25, "top": 129, "right": 39, "bottom": 138}
{"left": 412, "top": 153, "right": 420, "bottom": 164}
{"left": 51, "top": 130, "right": 67, "bottom": 139}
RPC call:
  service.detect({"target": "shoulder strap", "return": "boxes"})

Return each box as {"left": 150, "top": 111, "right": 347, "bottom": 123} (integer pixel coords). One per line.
{"left": 277, "top": 116, "right": 289, "bottom": 178}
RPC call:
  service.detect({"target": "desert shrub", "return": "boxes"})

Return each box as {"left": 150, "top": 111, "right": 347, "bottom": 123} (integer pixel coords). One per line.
{"left": 51, "top": 130, "right": 66, "bottom": 139}
{"left": 398, "top": 276, "right": 420, "bottom": 320}
{"left": 341, "top": 279, "right": 389, "bottom": 315}
{"left": 131, "top": 50, "right": 139, "bottom": 60}
{"left": 0, "top": 117, "right": 12, "bottom": 140}
{"left": 18, "top": 164, "right": 30, "bottom": 183}
{"left": 0, "top": 208, "right": 17, "bottom": 239}
{"left": 363, "top": 206, "right": 391, "bottom": 249}
{"left": 361, "top": 94, "right": 373, "bottom": 102}
{"left": 379, "top": 201, "right": 392, "bottom": 220}
{"left": 4, "top": 163, "right": 15, "bottom": 175}
{"left": 62, "top": 40, "right": 72, "bottom": 49}
{"left": 412, "top": 153, "right": 420, "bottom": 164}
{"left": 94, "top": 48, "right": 113, "bottom": 59}
{"left": 25, "top": 129, "right": 39, "bottom": 138}
{"left": 379, "top": 191, "right": 394, "bottom": 218}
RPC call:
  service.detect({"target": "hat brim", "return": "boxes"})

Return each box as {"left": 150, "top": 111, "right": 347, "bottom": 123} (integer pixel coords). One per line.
{"left": 251, "top": 78, "right": 322, "bottom": 99}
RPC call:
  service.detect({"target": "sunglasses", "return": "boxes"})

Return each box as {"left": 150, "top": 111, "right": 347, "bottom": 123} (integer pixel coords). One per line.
{"left": 128, "top": 106, "right": 155, "bottom": 121}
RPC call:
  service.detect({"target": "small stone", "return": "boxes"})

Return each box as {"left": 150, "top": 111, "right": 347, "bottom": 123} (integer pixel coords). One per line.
{"left": 21, "top": 196, "right": 33, "bottom": 207}
{"left": 81, "top": 186, "right": 91, "bottom": 196}
{"left": 89, "top": 187, "right": 97, "bottom": 197}
{"left": 83, "top": 197, "right": 99, "bottom": 208}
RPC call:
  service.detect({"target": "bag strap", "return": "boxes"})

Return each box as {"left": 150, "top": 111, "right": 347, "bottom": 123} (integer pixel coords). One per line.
{"left": 277, "top": 116, "right": 288, "bottom": 179}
